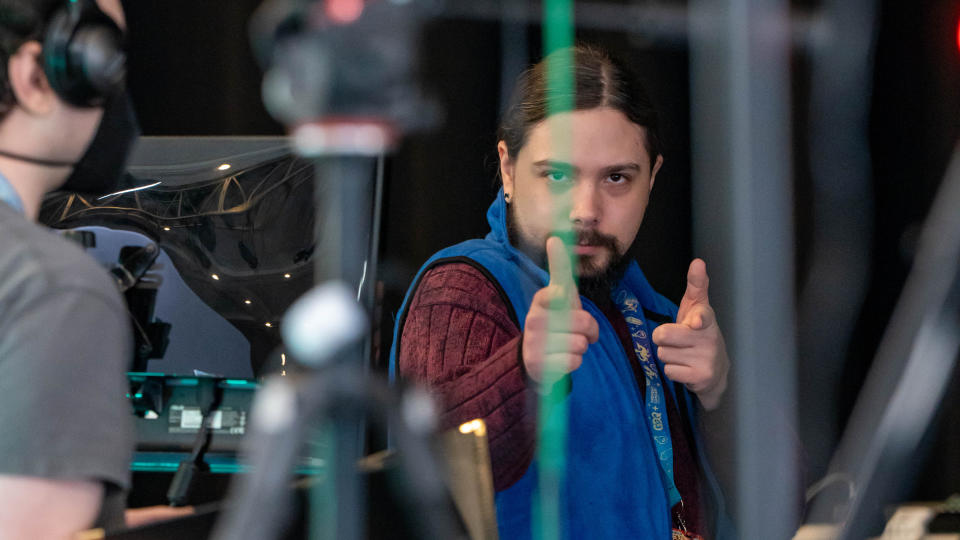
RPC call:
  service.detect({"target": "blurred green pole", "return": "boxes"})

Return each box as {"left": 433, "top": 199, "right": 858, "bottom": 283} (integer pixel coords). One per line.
{"left": 310, "top": 423, "right": 337, "bottom": 540}
{"left": 535, "top": 2, "right": 574, "bottom": 540}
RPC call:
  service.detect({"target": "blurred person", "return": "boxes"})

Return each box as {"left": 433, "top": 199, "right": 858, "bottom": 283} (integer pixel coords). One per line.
{"left": 392, "top": 45, "right": 733, "bottom": 539}
{"left": 0, "top": 0, "right": 139, "bottom": 536}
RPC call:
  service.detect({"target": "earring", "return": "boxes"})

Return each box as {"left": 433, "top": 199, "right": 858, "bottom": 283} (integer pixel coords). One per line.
{"left": 504, "top": 192, "right": 511, "bottom": 203}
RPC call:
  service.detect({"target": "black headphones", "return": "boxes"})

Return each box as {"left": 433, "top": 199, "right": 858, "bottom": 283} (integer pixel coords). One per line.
{"left": 42, "top": 0, "right": 126, "bottom": 108}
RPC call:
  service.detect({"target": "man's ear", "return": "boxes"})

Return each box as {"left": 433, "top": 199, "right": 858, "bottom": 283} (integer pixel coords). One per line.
{"left": 649, "top": 154, "right": 664, "bottom": 192}
{"left": 7, "top": 41, "right": 56, "bottom": 116}
{"left": 497, "top": 140, "right": 515, "bottom": 196}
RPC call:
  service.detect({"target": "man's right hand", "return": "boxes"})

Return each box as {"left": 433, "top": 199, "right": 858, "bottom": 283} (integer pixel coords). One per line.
{"left": 522, "top": 236, "right": 600, "bottom": 386}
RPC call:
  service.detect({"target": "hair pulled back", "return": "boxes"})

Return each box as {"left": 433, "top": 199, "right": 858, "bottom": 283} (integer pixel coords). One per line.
{"left": 497, "top": 44, "right": 663, "bottom": 167}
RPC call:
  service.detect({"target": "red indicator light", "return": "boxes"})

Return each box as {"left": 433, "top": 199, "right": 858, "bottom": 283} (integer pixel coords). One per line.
{"left": 326, "top": 0, "right": 364, "bottom": 24}
{"left": 956, "top": 16, "right": 960, "bottom": 54}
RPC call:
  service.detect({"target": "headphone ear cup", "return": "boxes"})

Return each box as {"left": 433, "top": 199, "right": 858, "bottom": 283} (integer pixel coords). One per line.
{"left": 41, "top": 6, "right": 75, "bottom": 101}
{"left": 42, "top": 0, "right": 125, "bottom": 107}
{"left": 69, "top": 25, "right": 125, "bottom": 98}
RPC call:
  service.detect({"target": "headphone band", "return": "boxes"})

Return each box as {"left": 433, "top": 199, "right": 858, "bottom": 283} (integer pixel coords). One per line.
{"left": 0, "top": 147, "right": 74, "bottom": 167}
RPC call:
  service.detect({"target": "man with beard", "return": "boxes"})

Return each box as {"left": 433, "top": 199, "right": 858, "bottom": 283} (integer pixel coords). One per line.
{"left": 391, "top": 45, "right": 732, "bottom": 539}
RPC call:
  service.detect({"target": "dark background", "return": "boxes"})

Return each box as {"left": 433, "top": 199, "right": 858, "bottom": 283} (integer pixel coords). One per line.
{"left": 121, "top": 0, "right": 960, "bottom": 509}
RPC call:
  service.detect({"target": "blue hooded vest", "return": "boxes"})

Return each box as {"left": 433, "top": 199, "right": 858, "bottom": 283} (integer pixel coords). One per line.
{"left": 390, "top": 190, "right": 732, "bottom": 539}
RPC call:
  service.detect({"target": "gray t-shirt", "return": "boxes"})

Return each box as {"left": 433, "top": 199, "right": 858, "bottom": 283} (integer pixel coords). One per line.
{"left": 0, "top": 201, "right": 134, "bottom": 528}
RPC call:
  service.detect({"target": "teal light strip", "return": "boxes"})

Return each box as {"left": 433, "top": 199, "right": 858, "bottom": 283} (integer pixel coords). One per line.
{"left": 131, "top": 454, "right": 324, "bottom": 475}
{"left": 221, "top": 379, "right": 259, "bottom": 389}
{"left": 131, "top": 460, "right": 248, "bottom": 475}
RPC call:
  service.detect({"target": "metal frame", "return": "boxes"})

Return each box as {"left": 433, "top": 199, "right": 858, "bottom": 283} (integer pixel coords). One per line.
{"left": 688, "top": 1, "right": 800, "bottom": 537}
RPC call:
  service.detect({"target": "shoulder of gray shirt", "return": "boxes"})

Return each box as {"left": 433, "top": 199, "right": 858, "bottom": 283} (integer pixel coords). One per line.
{"left": 0, "top": 202, "right": 125, "bottom": 315}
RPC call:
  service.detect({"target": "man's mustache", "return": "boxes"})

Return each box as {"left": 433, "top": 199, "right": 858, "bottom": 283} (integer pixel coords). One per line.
{"left": 550, "top": 229, "right": 619, "bottom": 252}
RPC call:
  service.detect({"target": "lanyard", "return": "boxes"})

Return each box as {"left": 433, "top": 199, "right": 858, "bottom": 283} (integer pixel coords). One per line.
{"left": 0, "top": 172, "right": 23, "bottom": 215}
{"left": 613, "top": 284, "right": 683, "bottom": 509}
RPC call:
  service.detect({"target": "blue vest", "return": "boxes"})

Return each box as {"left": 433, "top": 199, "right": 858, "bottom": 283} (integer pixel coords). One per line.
{"left": 390, "top": 190, "right": 733, "bottom": 539}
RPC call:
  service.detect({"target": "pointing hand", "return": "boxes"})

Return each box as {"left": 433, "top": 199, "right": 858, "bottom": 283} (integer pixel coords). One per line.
{"left": 522, "top": 236, "right": 599, "bottom": 387}
{"left": 651, "top": 259, "right": 730, "bottom": 410}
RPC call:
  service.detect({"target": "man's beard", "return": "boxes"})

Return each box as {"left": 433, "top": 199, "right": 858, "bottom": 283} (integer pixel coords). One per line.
{"left": 506, "top": 202, "right": 637, "bottom": 303}
{"left": 578, "top": 233, "right": 636, "bottom": 304}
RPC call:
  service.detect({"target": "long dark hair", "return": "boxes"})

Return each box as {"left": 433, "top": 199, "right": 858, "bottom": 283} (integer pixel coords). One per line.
{"left": 497, "top": 44, "right": 664, "bottom": 167}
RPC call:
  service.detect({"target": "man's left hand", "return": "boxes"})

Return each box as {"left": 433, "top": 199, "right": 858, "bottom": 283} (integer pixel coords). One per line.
{"left": 651, "top": 258, "right": 729, "bottom": 410}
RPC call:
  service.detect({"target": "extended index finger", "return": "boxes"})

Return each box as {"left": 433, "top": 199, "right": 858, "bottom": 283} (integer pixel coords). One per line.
{"left": 546, "top": 236, "right": 575, "bottom": 288}
{"left": 546, "top": 236, "right": 580, "bottom": 308}
{"left": 682, "top": 258, "right": 710, "bottom": 306}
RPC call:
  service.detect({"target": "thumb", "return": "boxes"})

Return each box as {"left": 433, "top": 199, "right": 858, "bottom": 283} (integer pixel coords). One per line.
{"left": 546, "top": 236, "right": 580, "bottom": 308}
{"left": 677, "top": 258, "right": 709, "bottom": 319}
